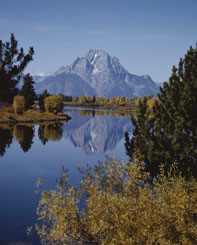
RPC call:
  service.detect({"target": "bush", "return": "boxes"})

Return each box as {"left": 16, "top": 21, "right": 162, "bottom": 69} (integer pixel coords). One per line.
{"left": 72, "top": 96, "right": 78, "bottom": 103}
{"left": 44, "top": 95, "right": 63, "bottom": 114}
{"left": 13, "top": 95, "right": 25, "bottom": 114}
{"left": 78, "top": 96, "right": 87, "bottom": 105}
{"left": 96, "top": 97, "right": 109, "bottom": 105}
{"left": 36, "top": 157, "right": 197, "bottom": 244}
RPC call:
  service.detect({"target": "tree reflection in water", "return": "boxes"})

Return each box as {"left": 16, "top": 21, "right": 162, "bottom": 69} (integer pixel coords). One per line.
{"left": 39, "top": 123, "right": 63, "bottom": 142}
{"left": 0, "top": 110, "right": 132, "bottom": 157}
{"left": 13, "top": 125, "right": 35, "bottom": 152}
{"left": 38, "top": 125, "right": 48, "bottom": 145}
{"left": 0, "top": 126, "right": 13, "bottom": 156}
{"left": 0, "top": 122, "right": 64, "bottom": 156}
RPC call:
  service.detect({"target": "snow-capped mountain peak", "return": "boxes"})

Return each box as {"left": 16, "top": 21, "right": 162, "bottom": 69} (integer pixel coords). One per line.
{"left": 35, "top": 50, "right": 159, "bottom": 97}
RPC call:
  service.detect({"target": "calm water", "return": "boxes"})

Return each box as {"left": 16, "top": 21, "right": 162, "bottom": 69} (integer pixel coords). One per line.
{"left": 0, "top": 107, "right": 133, "bottom": 244}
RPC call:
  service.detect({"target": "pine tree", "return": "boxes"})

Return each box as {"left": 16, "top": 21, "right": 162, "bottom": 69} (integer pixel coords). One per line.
{"left": 38, "top": 90, "right": 50, "bottom": 111}
{"left": 125, "top": 45, "right": 197, "bottom": 178}
{"left": 0, "top": 33, "right": 34, "bottom": 103}
{"left": 20, "top": 73, "right": 36, "bottom": 109}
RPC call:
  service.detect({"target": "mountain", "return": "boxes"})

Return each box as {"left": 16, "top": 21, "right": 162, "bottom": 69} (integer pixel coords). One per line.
{"left": 35, "top": 73, "right": 94, "bottom": 96}
{"left": 35, "top": 50, "right": 159, "bottom": 97}
{"left": 33, "top": 75, "right": 47, "bottom": 84}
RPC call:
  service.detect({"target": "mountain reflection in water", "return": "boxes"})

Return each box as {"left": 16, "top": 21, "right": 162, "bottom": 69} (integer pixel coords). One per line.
{"left": 62, "top": 108, "right": 133, "bottom": 155}
{"left": 0, "top": 108, "right": 133, "bottom": 157}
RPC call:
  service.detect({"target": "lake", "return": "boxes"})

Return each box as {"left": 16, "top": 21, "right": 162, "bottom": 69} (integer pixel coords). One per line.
{"left": 0, "top": 107, "right": 133, "bottom": 244}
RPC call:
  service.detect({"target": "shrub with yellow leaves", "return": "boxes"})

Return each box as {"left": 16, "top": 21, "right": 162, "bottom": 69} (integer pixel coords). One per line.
{"left": 36, "top": 157, "right": 197, "bottom": 244}
{"left": 13, "top": 95, "right": 25, "bottom": 114}
{"left": 44, "top": 95, "right": 63, "bottom": 114}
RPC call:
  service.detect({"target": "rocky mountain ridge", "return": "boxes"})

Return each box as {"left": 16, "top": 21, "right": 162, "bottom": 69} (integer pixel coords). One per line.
{"left": 35, "top": 50, "right": 159, "bottom": 97}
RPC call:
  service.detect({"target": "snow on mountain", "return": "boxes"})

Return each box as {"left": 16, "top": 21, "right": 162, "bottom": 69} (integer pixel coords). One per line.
{"left": 35, "top": 50, "right": 159, "bottom": 97}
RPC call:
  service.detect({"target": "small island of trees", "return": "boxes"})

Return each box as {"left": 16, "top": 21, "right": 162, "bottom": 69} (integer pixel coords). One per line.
{"left": 0, "top": 34, "right": 71, "bottom": 123}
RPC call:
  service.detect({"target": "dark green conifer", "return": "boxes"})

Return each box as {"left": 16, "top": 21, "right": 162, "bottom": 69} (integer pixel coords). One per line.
{"left": 125, "top": 45, "right": 197, "bottom": 178}
{"left": 0, "top": 33, "right": 34, "bottom": 103}
{"left": 20, "top": 73, "right": 37, "bottom": 109}
{"left": 38, "top": 90, "right": 50, "bottom": 111}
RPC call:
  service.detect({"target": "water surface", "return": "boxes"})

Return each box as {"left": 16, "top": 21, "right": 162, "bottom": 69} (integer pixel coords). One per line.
{"left": 0, "top": 107, "right": 133, "bottom": 244}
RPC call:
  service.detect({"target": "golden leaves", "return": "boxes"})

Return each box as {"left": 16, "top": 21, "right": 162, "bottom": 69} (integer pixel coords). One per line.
{"left": 36, "top": 157, "right": 197, "bottom": 244}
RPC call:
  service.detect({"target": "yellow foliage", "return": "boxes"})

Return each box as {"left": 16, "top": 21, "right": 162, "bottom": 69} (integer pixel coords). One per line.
{"left": 72, "top": 96, "right": 78, "bottom": 102}
{"left": 78, "top": 96, "right": 87, "bottom": 105}
{"left": 13, "top": 95, "right": 25, "bottom": 114}
{"left": 44, "top": 95, "right": 63, "bottom": 114}
{"left": 77, "top": 96, "right": 95, "bottom": 105}
{"left": 96, "top": 97, "right": 109, "bottom": 105}
{"left": 36, "top": 157, "right": 197, "bottom": 244}
{"left": 134, "top": 96, "right": 158, "bottom": 111}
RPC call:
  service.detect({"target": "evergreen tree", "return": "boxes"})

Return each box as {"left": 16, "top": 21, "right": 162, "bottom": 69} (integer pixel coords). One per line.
{"left": 125, "top": 45, "right": 197, "bottom": 178}
{"left": 38, "top": 90, "right": 50, "bottom": 111}
{"left": 0, "top": 33, "right": 34, "bottom": 103}
{"left": 20, "top": 73, "right": 36, "bottom": 109}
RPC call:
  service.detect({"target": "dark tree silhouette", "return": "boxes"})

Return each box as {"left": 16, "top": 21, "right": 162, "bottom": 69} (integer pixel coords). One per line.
{"left": 0, "top": 33, "right": 34, "bottom": 103}
{"left": 38, "top": 90, "right": 50, "bottom": 111}
{"left": 125, "top": 45, "right": 197, "bottom": 178}
{"left": 13, "top": 125, "right": 35, "bottom": 152}
{"left": 38, "top": 125, "right": 48, "bottom": 145}
{"left": 20, "top": 73, "right": 37, "bottom": 109}
{"left": 0, "top": 127, "right": 13, "bottom": 157}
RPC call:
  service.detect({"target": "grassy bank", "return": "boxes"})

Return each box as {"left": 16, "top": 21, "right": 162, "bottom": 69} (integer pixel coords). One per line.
{"left": 63, "top": 96, "right": 158, "bottom": 113}
{"left": 63, "top": 101, "right": 137, "bottom": 113}
{"left": 0, "top": 107, "right": 71, "bottom": 124}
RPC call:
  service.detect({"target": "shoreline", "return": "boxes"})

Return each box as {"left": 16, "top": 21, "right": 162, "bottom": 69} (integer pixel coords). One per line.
{"left": 63, "top": 102, "right": 137, "bottom": 113}
{"left": 0, "top": 107, "right": 71, "bottom": 124}
{"left": 0, "top": 102, "right": 137, "bottom": 124}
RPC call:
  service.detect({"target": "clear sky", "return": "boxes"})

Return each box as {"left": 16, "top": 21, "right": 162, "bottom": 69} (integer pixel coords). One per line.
{"left": 0, "top": 0, "right": 196, "bottom": 83}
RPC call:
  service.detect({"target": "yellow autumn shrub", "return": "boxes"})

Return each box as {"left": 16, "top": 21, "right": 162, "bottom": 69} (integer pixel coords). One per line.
{"left": 13, "top": 95, "right": 25, "bottom": 114}
{"left": 44, "top": 95, "right": 63, "bottom": 114}
{"left": 36, "top": 157, "right": 197, "bottom": 244}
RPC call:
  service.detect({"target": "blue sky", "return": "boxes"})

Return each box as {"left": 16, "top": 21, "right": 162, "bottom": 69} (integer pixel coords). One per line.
{"left": 0, "top": 0, "right": 196, "bottom": 83}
